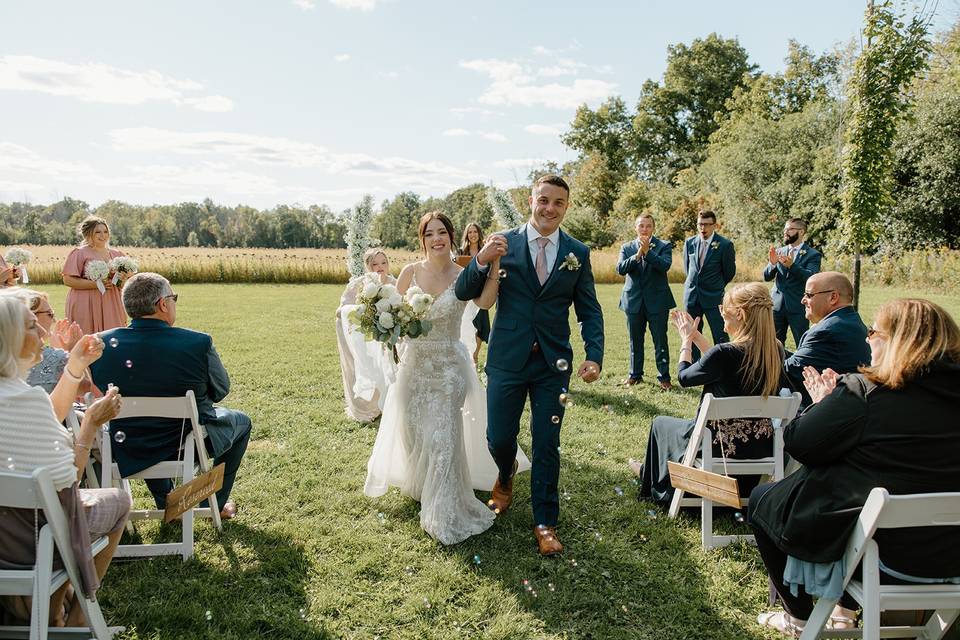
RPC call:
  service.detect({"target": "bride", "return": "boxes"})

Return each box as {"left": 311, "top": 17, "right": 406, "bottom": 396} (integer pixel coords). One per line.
{"left": 364, "top": 211, "right": 530, "bottom": 545}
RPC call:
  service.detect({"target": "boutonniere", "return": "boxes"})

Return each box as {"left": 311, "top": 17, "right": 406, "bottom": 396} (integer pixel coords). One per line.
{"left": 559, "top": 252, "right": 581, "bottom": 271}
{"left": 798, "top": 249, "right": 807, "bottom": 256}
{"left": 710, "top": 241, "right": 719, "bottom": 250}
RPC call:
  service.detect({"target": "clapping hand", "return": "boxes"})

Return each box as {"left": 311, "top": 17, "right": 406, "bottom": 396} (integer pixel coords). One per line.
{"left": 86, "top": 386, "right": 122, "bottom": 425}
{"left": 670, "top": 309, "right": 702, "bottom": 344}
{"left": 0, "top": 265, "right": 15, "bottom": 285}
{"left": 578, "top": 360, "right": 600, "bottom": 383}
{"left": 477, "top": 234, "right": 508, "bottom": 267}
{"left": 768, "top": 246, "right": 778, "bottom": 266}
{"left": 638, "top": 235, "right": 651, "bottom": 255}
{"left": 802, "top": 366, "right": 839, "bottom": 404}
{"left": 778, "top": 253, "right": 795, "bottom": 268}
{"left": 68, "top": 334, "right": 105, "bottom": 370}
{"left": 49, "top": 319, "right": 83, "bottom": 351}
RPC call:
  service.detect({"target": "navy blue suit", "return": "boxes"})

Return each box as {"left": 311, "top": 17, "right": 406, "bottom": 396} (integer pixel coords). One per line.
{"left": 617, "top": 237, "right": 676, "bottom": 382}
{"left": 783, "top": 305, "right": 872, "bottom": 405}
{"left": 90, "top": 318, "right": 252, "bottom": 509}
{"left": 762, "top": 243, "right": 822, "bottom": 345}
{"left": 456, "top": 225, "right": 604, "bottom": 526}
{"left": 683, "top": 233, "right": 736, "bottom": 360}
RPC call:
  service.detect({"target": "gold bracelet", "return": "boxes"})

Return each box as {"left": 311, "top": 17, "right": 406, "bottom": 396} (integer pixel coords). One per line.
{"left": 486, "top": 275, "right": 500, "bottom": 282}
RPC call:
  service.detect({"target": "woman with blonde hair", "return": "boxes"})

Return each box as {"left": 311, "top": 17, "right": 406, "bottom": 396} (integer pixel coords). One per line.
{"left": 62, "top": 216, "right": 129, "bottom": 334}
{"left": 752, "top": 298, "right": 960, "bottom": 637}
{"left": 0, "top": 291, "right": 130, "bottom": 627}
{"left": 633, "top": 282, "right": 790, "bottom": 504}
{"left": 336, "top": 247, "right": 397, "bottom": 421}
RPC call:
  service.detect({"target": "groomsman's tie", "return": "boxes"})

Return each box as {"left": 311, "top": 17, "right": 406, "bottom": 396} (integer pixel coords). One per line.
{"left": 535, "top": 237, "right": 550, "bottom": 285}
{"left": 698, "top": 240, "right": 707, "bottom": 268}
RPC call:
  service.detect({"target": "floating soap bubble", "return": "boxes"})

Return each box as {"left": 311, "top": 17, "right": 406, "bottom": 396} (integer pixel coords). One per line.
{"left": 124, "top": 360, "right": 133, "bottom": 369}
{"left": 5, "top": 456, "right": 14, "bottom": 470}
{"left": 422, "top": 598, "right": 431, "bottom": 609}
{"left": 114, "top": 431, "right": 126, "bottom": 444}
{"left": 614, "top": 486, "right": 624, "bottom": 497}
{"left": 594, "top": 532, "right": 603, "bottom": 542}
{"left": 547, "top": 583, "right": 555, "bottom": 592}
{"left": 205, "top": 611, "right": 212, "bottom": 622}
{"left": 299, "top": 608, "right": 306, "bottom": 620}
{"left": 498, "top": 269, "right": 507, "bottom": 279}
{"left": 555, "top": 359, "right": 569, "bottom": 372}
{"left": 404, "top": 566, "right": 414, "bottom": 575}
{"left": 472, "top": 555, "right": 481, "bottom": 566}
{"left": 734, "top": 511, "right": 745, "bottom": 523}
{"left": 559, "top": 393, "right": 573, "bottom": 407}
{"left": 108, "top": 337, "right": 119, "bottom": 348}
{"left": 551, "top": 415, "right": 560, "bottom": 424}
{"left": 646, "top": 509, "right": 658, "bottom": 519}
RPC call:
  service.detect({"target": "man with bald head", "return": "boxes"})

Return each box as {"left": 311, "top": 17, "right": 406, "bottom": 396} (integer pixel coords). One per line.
{"left": 783, "top": 271, "right": 871, "bottom": 404}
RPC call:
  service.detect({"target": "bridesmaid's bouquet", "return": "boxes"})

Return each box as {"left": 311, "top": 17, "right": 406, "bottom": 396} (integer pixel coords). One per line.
{"left": 4, "top": 247, "right": 32, "bottom": 283}
{"left": 349, "top": 273, "right": 434, "bottom": 348}
{"left": 84, "top": 260, "right": 110, "bottom": 294}
{"left": 109, "top": 256, "right": 139, "bottom": 285}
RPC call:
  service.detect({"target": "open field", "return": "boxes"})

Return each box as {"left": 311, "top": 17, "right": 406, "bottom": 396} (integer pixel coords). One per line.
{"left": 22, "top": 283, "right": 960, "bottom": 639}
{"left": 14, "top": 244, "right": 960, "bottom": 288}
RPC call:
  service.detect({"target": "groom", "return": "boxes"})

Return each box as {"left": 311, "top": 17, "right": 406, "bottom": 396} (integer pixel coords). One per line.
{"left": 456, "top": 174, "right": 604, "bottom": 556}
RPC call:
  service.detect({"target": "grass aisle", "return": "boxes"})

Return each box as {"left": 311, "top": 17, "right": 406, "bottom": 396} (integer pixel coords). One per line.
{"left": 32, "top": 283, "right": 960, "bottom": 639}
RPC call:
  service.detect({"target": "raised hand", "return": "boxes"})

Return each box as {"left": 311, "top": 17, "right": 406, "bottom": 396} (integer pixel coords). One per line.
{"left": 639, "top": 235, "right": 651, "bottom": 255}
{"left": 49, "top": 319, "right": 83, "bottom": 351}
{"left": 777, "top": 253, "right": 795, "bottom": 268}
{"left": 671, "top": 310, "right": 701, "bottom": 344}
{"left": 802, "top": 366, "right": 838, "bottom": 404}
{"left": 768, "top": 246, "right": 778, "bottom": 266}
{"left": 477, "top": 234, "right": 508, "bottom": 267}
{"left": 69, "top": 334, "right": 105, "bottom": 370}
{"left": 86, "top": 386, "right": 122, "bottom": 425}
{"left": 577, "top": 360, "right": 600, "bottom": 383}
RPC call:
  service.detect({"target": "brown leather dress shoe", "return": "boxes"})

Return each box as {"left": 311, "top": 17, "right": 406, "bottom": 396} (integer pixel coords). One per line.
{"left": 533, "top": 525, "right": 563, "bottom": 556}
{"left": 486, "top": 460, "right": 518, "bottom": 515}
{"left": 658, "top": 380, "right": 673, "bottom": 391}
{"left": 621, "top": 377, "right": 640, "bottom": 386}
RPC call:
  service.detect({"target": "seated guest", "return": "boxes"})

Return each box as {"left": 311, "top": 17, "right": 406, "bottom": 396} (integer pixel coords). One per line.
{"left": 751, "top": 298, "right": 960, "bottom": 636}
{"left": 0, "top": 293, "right": 130, "bottom": 627}
{"left": 632, "top": 283, "right": 791, "bottom": 504}
{"left": 22, "top": 290, "right": 89, "bottom": 394}
{"left": 783, "top": 272, "right": 871, "bottom": 404}
{"left": 90, "top": 272, "right": 251, "bottom": 520}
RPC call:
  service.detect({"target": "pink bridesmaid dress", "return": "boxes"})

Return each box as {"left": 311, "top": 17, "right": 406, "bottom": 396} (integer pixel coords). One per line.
{"left": 62, "top": 246, "right": 128, "bottom": 334}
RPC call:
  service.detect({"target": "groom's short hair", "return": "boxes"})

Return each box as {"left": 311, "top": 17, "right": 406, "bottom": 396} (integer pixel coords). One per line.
{"left": 533, "top": 174, "right": 569, "bottom": 196}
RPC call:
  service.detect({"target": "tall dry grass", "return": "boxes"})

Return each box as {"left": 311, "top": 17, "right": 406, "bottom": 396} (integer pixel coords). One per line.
{"left": 11, "top": 244, "right": 959, "bottom": 288}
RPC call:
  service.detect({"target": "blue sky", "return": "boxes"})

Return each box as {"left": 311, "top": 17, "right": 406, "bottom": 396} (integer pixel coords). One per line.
{"left": 0, "top": 1, "right": 956, "bottom": 212}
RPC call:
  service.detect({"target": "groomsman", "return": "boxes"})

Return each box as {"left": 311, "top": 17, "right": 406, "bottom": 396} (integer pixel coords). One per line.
{"left": 763, "top": 217, "right": 822, "bottom": 346}
{"left": 682, "top": 210, "right": 736, "bottom": 360}
{"left": 616, "top": 213, "right": 676, "bottom": 390}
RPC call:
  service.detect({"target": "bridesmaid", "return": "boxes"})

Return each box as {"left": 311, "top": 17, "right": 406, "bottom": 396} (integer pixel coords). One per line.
{"left": 458, "top": 222, "right": 490, "bottom": 364}
{"left": 0, "top": 252, "right": 19, "bottom": 287}
{"left": 62, "top": 216, "right": 128, "bottom": 334}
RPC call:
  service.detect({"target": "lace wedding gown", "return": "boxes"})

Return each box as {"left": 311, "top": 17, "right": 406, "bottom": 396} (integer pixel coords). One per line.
{"left": 364, "top": 274, "right": 530, "bottom": 545}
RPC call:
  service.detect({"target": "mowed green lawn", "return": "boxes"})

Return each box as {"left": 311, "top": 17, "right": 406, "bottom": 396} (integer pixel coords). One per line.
{"left": 29, "top": 283, "right": 960, "bottom": 640}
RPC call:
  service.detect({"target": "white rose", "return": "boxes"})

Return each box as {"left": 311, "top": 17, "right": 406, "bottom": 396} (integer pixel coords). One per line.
{"left": 375, "top": 297, "right": 394, "bottom": 313}
{"left": 362, "top": 281, "right": 381, "bottom": 298}
{"left": 388, "top": 293, "right": 403, "bottom": 308}
{"left": 411, "top": 294, "right": 432, "bottom": 314}
{"left": 379, "top": 284, "right": 397, "bottom": 299}
{"left": 378, "top": 311, "right": 395, "bottom": 329}
{"left": 405, "top": 286, "right": 423, "bottom": 299}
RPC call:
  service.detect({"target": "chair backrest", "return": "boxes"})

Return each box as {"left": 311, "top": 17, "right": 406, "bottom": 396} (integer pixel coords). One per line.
{"left": 116, "top": 390, "right": 201, "bottom": 423}
{"left": 696, "top": 391, "right": 802, "bottom": 423}
{"left": 0, "top": 469, "right": 40, "bottom": 509}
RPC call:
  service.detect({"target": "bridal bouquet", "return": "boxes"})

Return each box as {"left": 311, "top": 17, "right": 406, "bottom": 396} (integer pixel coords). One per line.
{"left": 348, "top": 273, "right": 434, "bottom": 348}
{"left": 4, "top": 247, "right": 32, "bottom": 283}
{"left": 109, "top": 256, "right": 139, "bottom": 285}
{"left": 84, "top": 260, "right": 111, "bottom": 294}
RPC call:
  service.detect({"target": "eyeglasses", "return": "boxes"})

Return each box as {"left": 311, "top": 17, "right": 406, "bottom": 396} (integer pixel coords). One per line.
{"left": 801, "top": 289, "right": 836, "bottom": 300}
{"left": 697, "top": 222, "right": 716, "bottom": 227}
{"left": 867, "top": 327, "right": 884, "bottom": 338}
{"left": 35, "top": 309, "right": 55, "bottom": 319}
{"left": 157, "top": 293, "right": 178, "bottom": 304}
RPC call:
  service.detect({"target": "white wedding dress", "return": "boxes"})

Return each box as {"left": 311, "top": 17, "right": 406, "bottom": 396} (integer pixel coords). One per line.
{"left": 364, "top": 273, "right": 530, "bottom": 545}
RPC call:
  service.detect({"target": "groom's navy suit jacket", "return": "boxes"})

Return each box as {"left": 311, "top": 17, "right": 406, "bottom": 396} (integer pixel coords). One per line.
{"left": 455, "top": 225, "right": 604, "bottom": 372}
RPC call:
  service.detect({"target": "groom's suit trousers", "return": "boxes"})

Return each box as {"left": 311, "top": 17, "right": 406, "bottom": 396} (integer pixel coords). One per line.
{"left": 486, "top": 350, "right": 569, "bottom": 527}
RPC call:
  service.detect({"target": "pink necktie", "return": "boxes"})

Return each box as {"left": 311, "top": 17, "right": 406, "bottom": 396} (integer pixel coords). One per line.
{"left": 698, "top": 240, "right": 707, "bottom": 268}
{"left": 535, "top": 237, "right": 550, "bottom": 285}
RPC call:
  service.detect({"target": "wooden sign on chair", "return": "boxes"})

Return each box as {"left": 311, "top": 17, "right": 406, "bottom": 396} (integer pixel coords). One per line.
{"left": 668, "top": 461, "right": 742, "bottom": 509}
{"left": 164, "top": 463, "right": 225, "bottom": 523}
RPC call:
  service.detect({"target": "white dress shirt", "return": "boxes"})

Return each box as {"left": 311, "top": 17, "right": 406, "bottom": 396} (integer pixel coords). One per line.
{"left": 525, "top": 223, "right": 560, "bottom": 275}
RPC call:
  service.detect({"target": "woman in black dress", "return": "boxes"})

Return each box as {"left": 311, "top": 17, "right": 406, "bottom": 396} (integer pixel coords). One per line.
{"left": 633, "top": 282, "right": 791, "bottom": 504}
{"left": 458, "top": 222, "right": 490, "bottom": 364}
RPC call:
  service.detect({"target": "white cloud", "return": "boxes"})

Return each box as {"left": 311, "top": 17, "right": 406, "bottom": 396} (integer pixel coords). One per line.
{"left": 441, "top": 129, "right": 507, "bottom": 143}
{"left": 449, "top": 106, "right": 503, "bottom": 119}
{"left": 0, "top": 55, "right": 233, "bottom": 111}
{"left": 479, "top": 131, "right": 508, "bottom": 143}
{"left": 524, "top": 123, "right": 565, "bottom": 137}
{"left": 292, "top": 0, "right": 316, "bottom": 9}
{"left": 493, "top": 157, "right": 551, "bottom": 170}
{"left": 334, "top": 54, "right": 351, "bottom": 63}
{"left": 329, "top": 0, "right": 377, "bottom": 10}
{"left": 442, "top": 128, "right": 471, "bottom": 137}
{"left": 0, "top": 142, "right": 95, "bottom": 177}
{"left": 460, "top": 56, "right": 616, "bottom": 110}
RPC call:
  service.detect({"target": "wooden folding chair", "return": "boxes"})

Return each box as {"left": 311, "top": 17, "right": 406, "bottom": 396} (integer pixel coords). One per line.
{"left": 668, "top": 390, "right": 803, "bottom": 550}
{"left": 0, "top": 467, "right": 122, "bottom": 639}
{"left": 100, "top": 390, "right": 222, "bottom": 561}
{"left": 799, "top": 488, "right": 960, "bottom": 639}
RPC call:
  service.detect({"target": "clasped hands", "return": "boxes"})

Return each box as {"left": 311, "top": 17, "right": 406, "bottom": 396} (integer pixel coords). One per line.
{"left": 477, "top": 233, "right": 508, "bottom": 267}
{"left": 768, "top": 246, "right": 794, "bottom": 268}
{"left": 802, "top": 366, "right": 839, "bottom": 404}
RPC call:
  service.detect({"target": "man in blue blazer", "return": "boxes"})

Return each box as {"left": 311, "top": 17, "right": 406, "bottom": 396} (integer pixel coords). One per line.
{"left": 763, "top": 218, "right": 822, "bottom": 346}
{"left": 617, "top": 213, "right": 675, "bottom": 389}
{"left": 784, "top": 272, "right": 871, "bottom": 405}
{"left": 682, "top": 210, "right": 736, "bottom": 360}
{"left": 90, "top": 272, "right": 251, "bottom": 519}
{"left": 456, "top": 174, "right": 604, "bottom": 556}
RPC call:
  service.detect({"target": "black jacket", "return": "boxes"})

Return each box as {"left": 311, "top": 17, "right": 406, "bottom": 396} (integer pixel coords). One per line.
{"left": 750, "top": 361, "right": 960, "bottom": 576}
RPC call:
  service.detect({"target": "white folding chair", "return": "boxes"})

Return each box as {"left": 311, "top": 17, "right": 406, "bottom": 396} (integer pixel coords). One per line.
{"left": 100, "top": 390, "right": 222, "bottom": 561}
{"left": 800, "top": 488, "right": 960, "bottom": 639}
{"left": 668, "top": 390, "right": 803, "bottom": 550}
{"left": 0, "top": 467, "right": 121, "bottom": 639}
{"left": 64, "top": 407, "right": 105, "bottom": 490}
